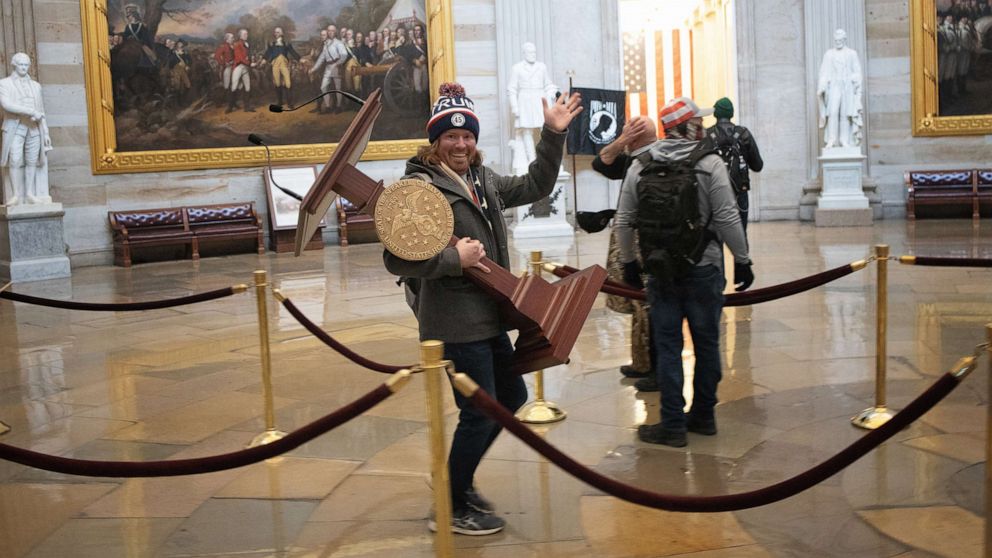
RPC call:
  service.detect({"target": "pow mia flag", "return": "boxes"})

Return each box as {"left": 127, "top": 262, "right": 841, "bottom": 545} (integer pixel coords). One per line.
{"left": 566, "top": 87, "right": 626, "bottom": 155}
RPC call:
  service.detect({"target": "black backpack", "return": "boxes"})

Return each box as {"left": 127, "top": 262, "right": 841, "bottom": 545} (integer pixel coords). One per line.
{"left": 634, "top": 144, "right": 714, "bottom": 282}
{"left": 707, "top": 126, "right": 749, "bottom": 194}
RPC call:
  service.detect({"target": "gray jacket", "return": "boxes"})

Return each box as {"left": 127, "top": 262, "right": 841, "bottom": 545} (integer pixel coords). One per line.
{"left": 383, "top": 126, "right": 566, "bottom": 343}
{"left": 614, "top": 138, "right": 750, "bottom": 269}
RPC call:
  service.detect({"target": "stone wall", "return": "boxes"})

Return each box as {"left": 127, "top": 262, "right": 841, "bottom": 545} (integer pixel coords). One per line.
{"left": 27, "top": 0, "right": 624, "bottom": 267}
{"left": 16, "top": 0, "right": 992, "bottom": 266}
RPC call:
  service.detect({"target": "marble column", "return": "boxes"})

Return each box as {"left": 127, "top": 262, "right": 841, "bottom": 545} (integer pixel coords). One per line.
{"left": 0, "top": 0, "right": 37, "bottom": 70}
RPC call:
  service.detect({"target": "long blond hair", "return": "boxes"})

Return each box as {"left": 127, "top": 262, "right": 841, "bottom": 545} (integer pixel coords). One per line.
{"left": 417, "top": 141, "right": 484, "bottom": 168}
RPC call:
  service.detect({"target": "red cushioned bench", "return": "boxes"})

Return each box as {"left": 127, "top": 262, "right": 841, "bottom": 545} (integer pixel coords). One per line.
{"left": 185, "top": 202, "right": 264, "bottom": 257}
{"left": 109, "top": 207, "right": 195, "bottom": 267}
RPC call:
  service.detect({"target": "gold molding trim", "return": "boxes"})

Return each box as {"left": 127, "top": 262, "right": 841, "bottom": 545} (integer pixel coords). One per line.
{"left": 910, "top": 0, "right": 992, "bottom": 136}
{"left": 80, "top": 0, "right": 455, "bottom": 174}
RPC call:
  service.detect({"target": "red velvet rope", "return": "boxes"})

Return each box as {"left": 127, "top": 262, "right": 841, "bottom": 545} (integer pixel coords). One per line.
{"left": 552, "top": 263, "right": 859, "bottom": 306}
{"left": 905, "top": 256, "right": 992, "bottom": 268}
{"left": 0, "top": 384, "right": 393, "bottom": 477}
{"left": 466, "top": 372, "right": 959, "bottom": 512}
{"left": 279, "top": 297, "right": 412, "bottom": 373}
{"left": 0, "top": 286, "right": 240, "bottom": 312}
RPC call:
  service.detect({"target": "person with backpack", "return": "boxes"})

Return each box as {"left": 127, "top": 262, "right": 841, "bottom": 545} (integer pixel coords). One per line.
{"left": 705, "top": 97, "right": 763, "bottom": 234}
{"left": 615, "top": 97, "right": 754, "bottom": 448}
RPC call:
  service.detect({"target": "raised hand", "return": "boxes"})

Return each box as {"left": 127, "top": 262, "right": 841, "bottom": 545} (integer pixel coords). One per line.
{"left": 617, "top": 116, "right": 648, "bottom": 146}
{"left": 542, "top": 91, "right": 583, "bottom": 133}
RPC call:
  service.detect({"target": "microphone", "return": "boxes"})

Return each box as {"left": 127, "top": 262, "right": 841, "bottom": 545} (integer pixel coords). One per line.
{"left": 247, "top": 134, "right": 303, "bottom": 201}
{"left": 269, "top": 89, "right": 366, "bottom": 112}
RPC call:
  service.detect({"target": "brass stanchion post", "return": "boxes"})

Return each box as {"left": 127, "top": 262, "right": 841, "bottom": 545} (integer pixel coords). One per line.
{"left": 853, "top": 245, "right": 895, "bottom": 429}
{"left": 248, "top": 270, "right": 287, "bottom": 448}
{"left": 421, "top": 340, "right": 454, "bottom": 558}
{"left": 985, "top": 323, "right": 991, "bottom": 558}
{"left": 516, "top": 251, "right": 567, "bottom": 424}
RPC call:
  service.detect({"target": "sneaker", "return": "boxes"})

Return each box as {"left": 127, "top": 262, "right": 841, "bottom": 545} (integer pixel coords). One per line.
{"left": 637, "top": 423, "right": 687, "bottom": 447}
{"left": 464, "top": 487, "right": 494, "bottom": 514}
{"left": 687, "top": 416, "right": 717, "bottom": 436}
{"left": 633, "top": 376, "right": 659, "bottom": 392}
{"left": 428, "top": 508, "right": 506, "bottom": 536}
{"left": 620, "top": 365, "right": 650, "bottom": 378}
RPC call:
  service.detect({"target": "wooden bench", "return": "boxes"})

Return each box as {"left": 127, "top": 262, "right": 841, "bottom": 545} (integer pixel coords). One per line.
{"left": 109, "top": 207, "right": 195, "bottom": 267}
{"left": 906, "top": 169, "right": 991, "bottom": 219}
{"left": 109, "top": 202, "right": 264, "bottom": 267}
{"left": 185, "top": 202, "right": 265, "bottom": 256}
{"left": 335, "top": 196, "right": 378, "bottom": 246}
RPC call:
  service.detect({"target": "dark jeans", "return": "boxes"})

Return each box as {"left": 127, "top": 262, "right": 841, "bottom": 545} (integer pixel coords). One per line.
{"left": 444, "top": 332, "right": 528, "bottom": 510}
{"left": 647, "top": 265, "right": 725, "bottom": 431}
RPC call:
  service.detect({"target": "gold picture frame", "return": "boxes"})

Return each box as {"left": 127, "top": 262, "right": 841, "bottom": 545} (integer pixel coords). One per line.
{"left": 910, "top": 0, "right": 992, "bottom": 136}
{"left": 80, "top": 0, "right": 455, "bottom": 174}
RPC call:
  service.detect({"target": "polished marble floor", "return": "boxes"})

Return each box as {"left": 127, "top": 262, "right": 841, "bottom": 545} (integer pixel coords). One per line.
{"left": 0, "top": 219, "right": 990, "bottom": 558}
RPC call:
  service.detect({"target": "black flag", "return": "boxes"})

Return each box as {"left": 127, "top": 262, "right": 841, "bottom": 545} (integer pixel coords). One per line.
{"left": 566, "top": 87, "right": 626, "bottom": 155}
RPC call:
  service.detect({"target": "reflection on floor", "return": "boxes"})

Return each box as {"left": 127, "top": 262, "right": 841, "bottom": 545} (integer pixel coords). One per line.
{"left": 0, "top": 219, "right": 990, "bottom": 557}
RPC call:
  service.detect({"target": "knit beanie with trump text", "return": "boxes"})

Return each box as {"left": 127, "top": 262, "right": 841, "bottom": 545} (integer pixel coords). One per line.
{"left": 427, "top": 82, "right": 480, "bottom": 143}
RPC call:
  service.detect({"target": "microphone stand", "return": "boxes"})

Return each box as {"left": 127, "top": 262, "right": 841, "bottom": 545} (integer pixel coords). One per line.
{"left": 248, "top": 134, "right": 303, "bottom": 201}
{"left": 269, "top": 89, "right": 366, "bottom": 113}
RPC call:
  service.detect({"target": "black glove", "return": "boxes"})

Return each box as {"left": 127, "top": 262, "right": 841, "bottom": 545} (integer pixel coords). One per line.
{"left": 622, "top": 261, "right": 644, "bottom": 290}
{"left": 734, "top": 261, "right": 754, "bottom": 292}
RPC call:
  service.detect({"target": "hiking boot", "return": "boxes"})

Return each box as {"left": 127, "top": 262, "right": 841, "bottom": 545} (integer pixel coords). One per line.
{"left": 620, "top": 365, "right": 650, "bottom": 379}
{"left": 634, "top": 376, "right": 659, "bottom": 392}
{"left": 637, "top": 423, "right": 687, "bottom": 447}
{"left": 687, "top": 416, "right": 717, "bottom": 436}
{"left": 428, "top": 508, "right": 505, "bottom": 536}
{"left": 464, "top": 487, "right": 494, "bottom": 514}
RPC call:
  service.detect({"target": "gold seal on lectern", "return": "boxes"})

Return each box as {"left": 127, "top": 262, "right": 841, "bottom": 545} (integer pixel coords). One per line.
{"left": 375, "top": 179, "right": 454, "bottom": 261}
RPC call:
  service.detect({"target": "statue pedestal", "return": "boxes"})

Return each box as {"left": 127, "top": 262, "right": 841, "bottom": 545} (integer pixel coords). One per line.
{"left": 511, "top": 169, "right": 574, "bottom": 240}
{"left": 815, "top": 147, "right": 872, "bottom": 227}
{"left": 0, "top": 203, "right": 71, "bottom": 282}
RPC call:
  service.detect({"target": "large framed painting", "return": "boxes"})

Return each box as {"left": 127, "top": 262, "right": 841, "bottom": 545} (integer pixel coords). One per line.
{"left": 80, "top": 0, "right": 455, "bottom": 173}
{"left": 910, "top": 0, "right": 992, "bottom": 136}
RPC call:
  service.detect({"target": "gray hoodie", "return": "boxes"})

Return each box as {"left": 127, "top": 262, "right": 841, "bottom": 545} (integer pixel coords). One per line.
{"left": 614, "top": 138, "right": 750, "bottom": 271}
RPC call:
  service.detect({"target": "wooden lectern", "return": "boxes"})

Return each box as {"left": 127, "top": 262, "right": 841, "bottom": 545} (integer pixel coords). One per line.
{"left": 295, "top": 89, "right": 607, "bottom": 375}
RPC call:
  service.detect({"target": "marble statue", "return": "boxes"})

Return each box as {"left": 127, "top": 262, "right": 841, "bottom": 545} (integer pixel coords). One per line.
{"left": 1, "top": 52, "right": 52, "bottom": 206}
{"left": 507, "top": 42, "right": 558, "bottom": 174}
{"left": 816, "top": 29, "right": 863, "bottom": 149}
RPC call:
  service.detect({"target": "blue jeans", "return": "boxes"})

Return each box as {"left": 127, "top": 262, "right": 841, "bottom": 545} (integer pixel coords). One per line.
{"left": 647, "top": 265, "right": 725, "bottom": 431}
{"left": 444, "top": 332, "right": 528, "bottom": 510}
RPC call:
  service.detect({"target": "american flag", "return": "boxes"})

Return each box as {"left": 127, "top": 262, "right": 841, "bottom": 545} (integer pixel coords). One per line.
{"left": 622, "top": 27, "right": 694, "bottom": 137}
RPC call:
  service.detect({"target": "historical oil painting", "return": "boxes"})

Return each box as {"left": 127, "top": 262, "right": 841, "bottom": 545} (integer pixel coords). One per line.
{"left": 82, "top": 0, "right": 450, "bottom": 172}
{"left": 935, "top": 0, "right": 992, "bottom": 116}
{"left": 911, "top": 0, "right": 992, "bottom": 135}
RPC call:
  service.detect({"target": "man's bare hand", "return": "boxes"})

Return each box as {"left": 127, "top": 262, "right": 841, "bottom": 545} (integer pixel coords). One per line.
{"left": 455, "top": 237, "right": 490, "bottom": 273}
{"left": 617, "top": 116, "right": 649, "bottom": 145}
{"left": 542, "top": 91, "right": 583, "bottom": 133}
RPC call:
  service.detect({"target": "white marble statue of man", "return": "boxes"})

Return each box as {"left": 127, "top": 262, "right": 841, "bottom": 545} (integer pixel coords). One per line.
{"left": 0, "top": 52, "right": 53, "bottom": 206}
{"left": 507, "top": 42, "right": 558, "bottom": 174}
{"left": 816, "top": 29, "right": 863, "bottom": 149}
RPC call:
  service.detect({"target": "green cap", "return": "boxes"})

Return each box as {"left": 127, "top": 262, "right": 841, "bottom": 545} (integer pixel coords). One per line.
{"left": 713, "top": 97, "right": 734, "bottom": 120}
